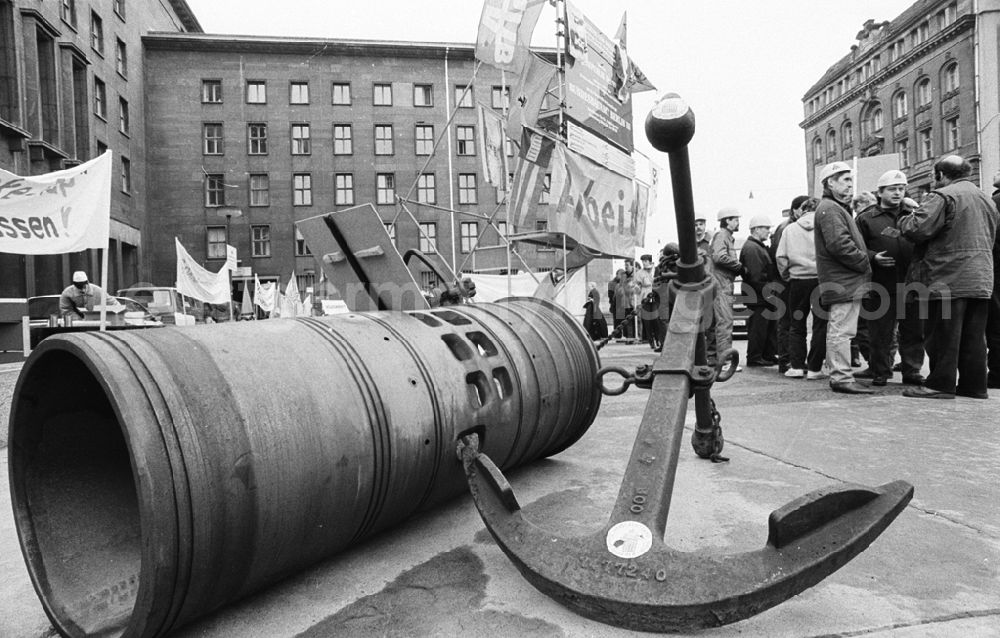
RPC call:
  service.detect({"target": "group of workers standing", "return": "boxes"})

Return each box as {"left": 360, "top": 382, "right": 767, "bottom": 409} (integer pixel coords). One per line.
{"left": 594, "top": 153, "right": 1000, "bottom": 400}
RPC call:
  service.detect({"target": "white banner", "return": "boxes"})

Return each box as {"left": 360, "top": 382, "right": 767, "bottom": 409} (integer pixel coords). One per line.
{"left": 254, "top": 274, "right": 275, "bottom": 312}
{"left": 175, "top": 237, "right": 231, "bottom": 304}
{"left": 479, "top": 104, "right": 507, "bottom": 188}
{"left": 225, "top": 244, "right": 237, "bottom": 271}
{"left": 0, "top": 151, "right": 112, "bottom": 255}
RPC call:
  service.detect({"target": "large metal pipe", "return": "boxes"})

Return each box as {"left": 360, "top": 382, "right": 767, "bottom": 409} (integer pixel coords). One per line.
{"left": 8, "top": 298, "right": 601, "bottom": 638}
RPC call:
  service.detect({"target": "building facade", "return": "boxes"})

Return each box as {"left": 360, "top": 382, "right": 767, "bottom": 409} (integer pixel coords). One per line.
{"left": 801, "top": 0, "right": 1000, "bottom": 196}
{"left": 142, "top": 33, "right": 564, "bottom": 298}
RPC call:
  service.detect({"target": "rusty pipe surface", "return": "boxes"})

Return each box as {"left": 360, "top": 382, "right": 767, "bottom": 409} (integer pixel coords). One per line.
{"left": 8, "top": 298, "right": 601, "bottom": 638}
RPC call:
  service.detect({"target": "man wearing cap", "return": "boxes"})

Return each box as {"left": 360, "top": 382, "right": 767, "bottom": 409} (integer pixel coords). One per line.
{"left": 770, "top": 196, "right": 810, "bottom": 373}
{"left": 59, "top": 271, "right": 108, "bottom": 319}
{"left": 711, "top": 207, "right": 743, "bottom": 359}
{"left": 899, "top": 155, "right": 999, "bottom": 399}
{"left": 814, "top": 161, "right": 873, "bottom": 394}
{"left": 695, "top": 215, "right": 712, "bottom": 256}
{"left": 740, "top": 215, "right": 778, "bottom": 366}
{"left": 855, "top": 169, "right": 924, "bottom": 387}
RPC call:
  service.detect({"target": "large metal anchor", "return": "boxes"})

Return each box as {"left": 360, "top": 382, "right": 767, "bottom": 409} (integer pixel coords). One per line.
{"left": 458, "top": 93, "right": 914, "bottom": 632}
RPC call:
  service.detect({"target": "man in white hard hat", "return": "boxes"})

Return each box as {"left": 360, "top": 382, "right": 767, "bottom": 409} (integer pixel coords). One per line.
{"left": 740, "top": 214, "right": 778, "bottom": 366}
{"left": 710, "top": 207, "right": 743, "bottom": 363}
{"left": 899, "top": 155, "right": 999, "bottom": 399}
{"left": 59, "top": 271, "right": 108, "bottom": 319}
{"left": 855, "top": 169, "right": 924, "bottom": 387}
{"left": 814, "top": 161, "right": 873, "bottom": 394}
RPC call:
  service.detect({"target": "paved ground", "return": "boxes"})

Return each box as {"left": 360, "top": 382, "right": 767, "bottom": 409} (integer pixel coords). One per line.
{"left": 1, "top": 341, "right": 998, "bottom": 637}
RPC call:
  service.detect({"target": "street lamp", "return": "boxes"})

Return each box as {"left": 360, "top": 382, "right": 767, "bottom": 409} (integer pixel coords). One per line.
{"left": 217, "top": 207, "right": 243, "bottom": 320}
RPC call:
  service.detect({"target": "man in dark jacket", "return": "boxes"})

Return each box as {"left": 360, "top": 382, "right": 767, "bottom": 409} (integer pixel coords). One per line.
{"left": 900, "top": 155, "right": 999, "bottom": 399}
{"left": 770, "top": 196, "right": 810, "bottom": 373}
{"left": 741, "top": 215, "right": 778, "bottom": 366}
{"left": 855, "top": 170, "right": 924, "bottom": 386}
{"left": 814, "top": 161, "right": 873, "bottom": 394}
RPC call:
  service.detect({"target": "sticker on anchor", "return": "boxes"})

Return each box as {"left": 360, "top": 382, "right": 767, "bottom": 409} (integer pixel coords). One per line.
{"left": 606, "top": 521, "right": 653, "bottom": 559}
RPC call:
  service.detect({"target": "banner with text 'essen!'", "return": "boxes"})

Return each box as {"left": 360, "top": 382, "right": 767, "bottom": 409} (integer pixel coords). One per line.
{"left": 0, "top": 151, "right": 112, "bottom": 254}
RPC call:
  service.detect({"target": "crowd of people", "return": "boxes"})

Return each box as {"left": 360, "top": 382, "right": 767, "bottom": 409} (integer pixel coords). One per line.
{"left": 586, "top": 154, "right": 1000, "bottom": 400}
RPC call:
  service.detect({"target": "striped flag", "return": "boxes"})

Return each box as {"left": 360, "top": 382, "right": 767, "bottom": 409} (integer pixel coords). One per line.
{"left": 475, "top": 0, "right": 547, "bottom": 73}
{"left": 509, "top": 128, "right": 557, "bottom": 229}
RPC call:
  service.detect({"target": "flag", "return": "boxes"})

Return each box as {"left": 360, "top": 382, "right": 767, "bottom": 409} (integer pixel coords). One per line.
{"left": 175, "top": 238, "right": 231, "bottom": 304}
{"left": 240, "top": 282, "right": 254, "bottom": 318}
{"left": 0, "top": 151, "right": 112, "bottom": 255}
{"left": 271, "top": 291, "right": 284, "bottom": 318}
{"left": 475, "top": 0, "right": 546, "bottom": 73}
{"left": 479, "top": 104, "right": 507, "bottom": 189}
{"left": 509, "top": 128, "right": 557, "bottom": 228}
{"left": 612, "top": 13, "right": 655, "bottom": 104}
{"left": 254, "top": 274, "right": 275, "bottom": 312}
{"left": 506, "top": 53, "right": 557, "bottom": 142}
{"left": 283, "top": 273, "right": 301, "bottom": 318}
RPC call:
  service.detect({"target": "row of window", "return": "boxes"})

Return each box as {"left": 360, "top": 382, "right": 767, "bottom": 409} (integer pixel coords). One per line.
{"left": 86, "top": 12, "right": 128, "bottom": 77}
{"left": 203, "top": 171, "right": 551, "bottom": 208}
{"left": 814, "top": 116, "right": 961, "bottom": 166}
{"left": 200, "top": 122, "right": 509, "bottom": 157}
{"left": 806, "top": 3, "right": 959, "bottom": 116}
{"left": 92, "top": 77, "right": 130, "bottom": 134}
{"left": 201, "top": 79, "right": 511, "bottom": 110}
{"left": 205, "top": 219, "right": 510, "bottom": 260}
{"left": 61, "top": 0, "right": 125, "bottom": 30}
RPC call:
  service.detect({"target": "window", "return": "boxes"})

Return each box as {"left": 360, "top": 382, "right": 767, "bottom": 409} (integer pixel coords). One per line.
{"left": 246, "top": 80, "right": 266, "bottom": 104}
{"left": 413, "top": 84, "right": 433, "bottom": 107}
{"left": 248, "top": 123, "right": 268, "bottom": 154}
{"left": 945, "top": 117, "right": 960, "bottom": 149}
{"left": 943, "top": 64, "right": 959, "bottom": 94}
{"left": 460, "top": 221, "right": 478, "bottom": 253}
{"left": 458, "top": 173, "right": 477, "bottom": 204}
{"left": 251, "top": 225, "right": 271, "bottom": 257}
{"left": 415, "top": 125, "right": 434, "bottom": 155}
{"left": 826, "top": 129, "right": 837, "bottom": 155}
{"left": 375, "top": 124, "right": 394, "bottom": 155}
{"left": 295, "top": 228, "right": 311, "bottom": 256}
{"left": 207, "top": 226, "right": 227, "bottom": 260}
{"left": 896, "top": 139, "right": 909, "bottom": 167}
{"left": 536, "top": 220, "right": 554, "bottom": 250}
{"left": 120, "top": 156, "right": 131, "bottom": 194}
{"left": 495, "top": 221, "right": 508, "bottom": 241}
{"left": 417, "top": 173, "right": 436, "bottom": 204}
{"left": 917, "top": 78, "right": 932, "bottom": 107}
{"left": 335, "top": 173, "right": 354, "bottom": 205}
{"left": 115, "top": 38, "right": 127, "bottom": 78}
{"left": 492, "top": 85, "right": 510, "bottom": 110}
{"left": 94, "top": 77, "right": 107, "bottom": 118}
{"left": 291, "top": 124, "right": 311, "bottom": 155}
{"left": 918, "top": 21, "right": 929, "bottom": 42}
{"left": 538, "top": 173, "right": 551, "bottom": 204}
{"left": 202, "top": 80, "right": 222, "bottom": 103}
{"left": 90, "top": 12, "right": 103, "bottom": 55}
{"left": 293, "top": 173, "right": 312, "bottom": 206}
{"left": 118, "top": 96, "right": 130, "bottom": 135}
{"left": 333, "top": 124, "right": 353, "bottom": 155}
{"left": 862, "top": 107, "right": 883, "bottom": 137}
{"left": 113, "top": 0, "right": 125, "bottom": 20}
{"left": 871, "top": 107, "right": 883, "bottom": 132}
{"left": 419, "top": 271, "right": 438, "bottom": 289}
{"left": 893, "top": 92, "right": 908, "bottom": 119}
{"left": 290, "top": 81, "right": 309, "bottom": 104}
{"left": 203, "top": 122, "right": 222, "bottom": 154}
{"left": 332, "top": 82, "right": 351, "bottom": 105}
{"left": 205, "top": 174, "right": 225, "bottom": 206}
{"left": 812, "top": 137, "right": 823, "bottom": 163}
{"left": 249, "top": 174, "right": 269, "bottom": 206}
{"left": 919, "top": 128, "right": 933, "bottom": 161}
{"left": 891, "top": 39, "right": 905, "bottom": 61}
{"left": 376, "top": 173, "right": 395, "bottom": 205}
{"left": 843, "top": 121, "right": 854, "bottom": 147}
{"left": 455, "top": 85, "right": 473, "bottom": 108}
{"left": 505, "top": 137, "right": 515, "bottom": 157}
{"left": 384, "top": 222, "right": 396, "bottom": 246}
{"left": 456, "top": 125, "right": 475, "bottom": 155}
{"left": 419, "top": 222, "right": 437, "bottom": 253}
{"left": 60, "top": 0, "right": 77, "bottom": 28}
{"left": 373, "top": 82, "right": 392, "bottom": 106}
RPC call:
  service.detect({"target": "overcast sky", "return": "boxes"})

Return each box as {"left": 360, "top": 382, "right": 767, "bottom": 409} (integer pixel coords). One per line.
{"left": 183, "top": 0, "right": 916, "bottom": 253}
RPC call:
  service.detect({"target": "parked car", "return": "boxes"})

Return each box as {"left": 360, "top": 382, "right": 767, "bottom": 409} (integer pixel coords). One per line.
{"left": 116, "top": 286, "right": 201, "bottom": 325}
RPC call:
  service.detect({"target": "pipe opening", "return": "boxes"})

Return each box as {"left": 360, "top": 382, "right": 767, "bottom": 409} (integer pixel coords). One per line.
{"left": 11, "top": 349, "right": 142, "bottom": 638}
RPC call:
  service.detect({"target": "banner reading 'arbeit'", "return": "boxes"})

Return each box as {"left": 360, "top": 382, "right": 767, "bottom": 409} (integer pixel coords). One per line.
{"left": 0, "top": 151, "right": 112, "bottom": 255}
{"left": 547, "top": 144, "right": 646, "bottom": 258}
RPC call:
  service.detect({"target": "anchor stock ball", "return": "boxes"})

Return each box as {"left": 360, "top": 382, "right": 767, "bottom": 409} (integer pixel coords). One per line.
{"left": 645, "top": 92, "right": 696, "bottom": 153}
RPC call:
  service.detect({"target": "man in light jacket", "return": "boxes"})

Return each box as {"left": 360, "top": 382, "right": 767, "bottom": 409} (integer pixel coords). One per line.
{"left": 711, "top": 207, "right": 743, "bottom": 361}
{"left": 899, "top": 155, "right": 999, "bottom": 399}
{"left": 814, "top": 162, "right": 873, "bottom": 394}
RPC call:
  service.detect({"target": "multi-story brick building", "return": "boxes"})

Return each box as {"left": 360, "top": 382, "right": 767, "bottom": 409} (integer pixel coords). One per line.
{"left": 0, "top": 0, "right": 200, "bottom": 353}
{"left": 141, "top": 33, "right": 563, "bottom": 297}
{"left": 800, "top": 0, "right": 1000, "bottom": 195}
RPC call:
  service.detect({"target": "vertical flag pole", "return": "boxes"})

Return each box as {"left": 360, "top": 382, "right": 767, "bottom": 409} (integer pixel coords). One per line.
{"left": 99, "top": 243, "right": 110, "bottom": 331}
{"left": 444, "top": 48, "right": 458, "bottom": 277}
{"left": 502, "top": 69, "right": 512, "bottom": 297}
